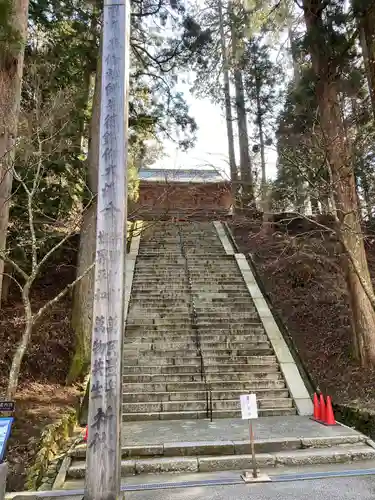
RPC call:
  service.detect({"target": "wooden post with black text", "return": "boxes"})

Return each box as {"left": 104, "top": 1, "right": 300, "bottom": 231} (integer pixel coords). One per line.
{"left": 240, "top": 393, "right": 270, "bottom": 483}
{"left": 84, "top": 1, "right": 130, "bottom": 499}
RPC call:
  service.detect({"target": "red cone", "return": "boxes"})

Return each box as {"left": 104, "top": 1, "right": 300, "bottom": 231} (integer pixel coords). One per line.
{"left": 319, "top": 394, "right": 326, "bottom": 423}
{"left": 325, "top": 396, "right": 336, "bottom": 425}
{"left": 313, "top": 393, "right": 320, "bottom": 420}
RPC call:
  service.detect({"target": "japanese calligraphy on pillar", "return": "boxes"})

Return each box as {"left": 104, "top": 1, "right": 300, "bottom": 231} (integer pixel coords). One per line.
{"left": 85, "top": 1, "right": 130, "bottom": 499}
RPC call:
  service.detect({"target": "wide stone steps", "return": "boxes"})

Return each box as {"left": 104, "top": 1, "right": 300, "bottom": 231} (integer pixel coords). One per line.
{"left": 66, "top": 438, "right": 375, "bottom": 480}
{"left": 123, "top": 356, "right": 278, "bottom": 368}
{"left": 122, "top": 396, "right": 293, "bottom": 412}
{"left": 122, "top": 371, "right": 284, "bottom": 383}
{"left": 122, "top": 359, "right": 276, "bottom": 369}
{"left": 122, "top": 407, "right": 296, "bottom": 421}
{"left": 124, "top": 339, "right": 270, "bottom": 349}
{"left": 137, "top": 250, "right": 225, "bottom": 255}
{"left": 125, "top": 322, "right": 264, "bottom": 329}
{"left": 61, "top": 222, "right": 375, "bottom": 488}
{"left": 121, "top": 221, "right": 295, "bottom": 422}
{"left": 122, "top": 389, "right": 290, "bottom": 403}
{"left": 123, "top": 343, "right": 272, "bottom": 353}
{"left": 125, "top": 324, "right": 264, "bottom": 336}
{"left": 122, "top": 380, "right": 287, "bottom": 393}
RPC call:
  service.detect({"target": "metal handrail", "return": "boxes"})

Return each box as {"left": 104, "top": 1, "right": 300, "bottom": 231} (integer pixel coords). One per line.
{"left": 177, "top": 224, "right": 212, "bottom": 422}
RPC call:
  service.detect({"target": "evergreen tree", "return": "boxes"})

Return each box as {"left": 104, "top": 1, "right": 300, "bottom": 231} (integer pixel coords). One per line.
{"left": 301, "top": 0, "right": 375, "bottom": 365}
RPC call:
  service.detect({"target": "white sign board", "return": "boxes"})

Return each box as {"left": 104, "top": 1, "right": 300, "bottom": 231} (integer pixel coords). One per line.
{"left": 240, "top": 394, "right": 258, "bottom": 419}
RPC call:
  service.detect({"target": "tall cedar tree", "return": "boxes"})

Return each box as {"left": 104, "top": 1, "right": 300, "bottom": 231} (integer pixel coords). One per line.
{"left": 303, "top": 0, "right": 375, "bottom": 365}
{"left": 0, "top": 0, "right": 29, "bottom": 305}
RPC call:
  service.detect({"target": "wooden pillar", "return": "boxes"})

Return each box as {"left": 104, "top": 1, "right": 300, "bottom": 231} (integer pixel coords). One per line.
{"left": 84, "top": 0, "right": 130, "bottom": 499}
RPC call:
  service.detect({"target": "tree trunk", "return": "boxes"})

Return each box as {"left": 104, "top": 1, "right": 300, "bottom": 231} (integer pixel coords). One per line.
{"left": 75, "top": 13, "right": 98, "bottom": 154}
{"left": 217, "top": 0, "right": 238, "bottom": 200}
{"left": 7, "top": 293, "right": 32, "bottom": 399}
{"left": 310, "top": 193, "right": 320, "bottom": 214}
{"left": 351, "top": 97, "right": 372, "bottom": 222}
{"left": 230, "top": 9, "right": 255, "bottom": 207}
{"left": 67, "top": 52, "right": 101, "bottom": 384}
{"left": 304, "top": 0, "right": 375, "bottom": 366}
{"left": 1, "top": 262, "right": 13, "bottom": 304}
{"left": 360, "top": 172, "right": 372, "bottom": 221}
{"left": 0, "top": 0, "right": 29, "bottom": 307}
{"left": 288, "top": 24, "right": 300, "bottom": 86}
{"left": 356, "top": 3, "right": 375, "bottom": 120}
{"left": 254, "top": 75, "right": 267, "bottom": 212}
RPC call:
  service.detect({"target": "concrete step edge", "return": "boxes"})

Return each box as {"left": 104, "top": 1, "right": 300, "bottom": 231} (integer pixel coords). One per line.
{"left": 67, "top": 444, "right": 374, "bottom": 478}
{"left": 69, "top": 435, "right": 367, "bottom": 459}
{"left": 121, "top": 408, "right": 297, "bottom": 420}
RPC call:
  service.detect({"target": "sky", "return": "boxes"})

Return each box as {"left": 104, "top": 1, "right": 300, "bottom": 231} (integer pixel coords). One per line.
{"left": 152, "top": 82, "right": 279, "bottom": 180}
{"left": 149, "top": 0, "right": 295, "bottom": 181}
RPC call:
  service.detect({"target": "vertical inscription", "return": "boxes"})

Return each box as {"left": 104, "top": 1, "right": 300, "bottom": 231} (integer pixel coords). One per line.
{"left": 89, "top": 0, "right": 122, "bottom": 452}
{"left": 85, "top": 1, "right": 130, "bottom": 499}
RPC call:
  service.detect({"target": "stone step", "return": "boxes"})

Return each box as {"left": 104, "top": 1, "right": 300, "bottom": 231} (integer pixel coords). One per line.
{"left": 135, "top": 264, "right": 186, "bottom": 268}
{"left": 194, "top": 304, "right": 257, "bottom": 309}
{"left": 123, "top": 338, "right": 270, "bottom": 348}
{"left": 122, "top": 380, "right": 287, "bottom": 393}
{"left": 134, "top": 270, "right": 240, "bottom": 274}
{"left": 123, "top": 347, "right": 273, "bottom": 357}
{"left": 189, "top": 277, "right": 245, "bottom": 282}
{"left": 126, "top": 319, "right": 193, "bottom": 325}
{"left": 69, "top": 434, "right": 367, "bottom": 460}
{"left": 127, "top": 312, "right": 192, "bottom": 317}
{"left": 195, "top": 294, "right": 254, "bottom": 300}
{"left": 195, "top": 313, "right": 259, "bottom": 319}
{"left": 125, "top": 327, "right": 195, "bottom": 334}
{"left": 131, "top": 285, "right": 189, "bottom": 290}
{"left": 122, "top": 388, "right": 290, "bottom": 403}
{"left": 134, "top": 271, "right": 186, "bottom": 275}
{"left": 124, "top": 330, "right": 266, "bottom": 338}
{"left": 122, "top": 407, "right": 297, "bottom": 421}
{"left": 123, "top": 354, "right": 275, "bottom": 366}
{"left": 122, "top": 371, "right": 283, "bottom": 383}
{"left": 129, "top": 297, "right": 191, "bottom": 302}
{"left": 127, "top": 313, "right": 192, "bottom": 320}
{"left": 195, "top": 321, "right": 262, "bottom": 327}
{"left": 132, "top": 277, "right": 188, "bottom": 282}
{"left": 191, "top": 288, "right": 249, "bottom": 295}
{"left": 124, "top": 335, "right": 266, "bottom": 343}
{"left": 128, "top": 308, "right": 258, "bottom": 314}
{"left": 123, "top": 343, "right": 272, "bottom": 353}
{"left": 131, "top": 281, "right": 189, "bottom": 286}
{"left": 135, "top": 260, "right": 186, "bottom": 264}
{"left": 125, "top": 322, "right": 266, "bottom": 329}
{"left": 129, "top": 294, "right": 190, "bottom": 298}
{"left": 127, "top": 311, "right": 259, "bottom": 318}
{"left": 128, "top": 304, "right": 190, "bottom": 310}
{"left": 122, "top": 397, "right": 293, "bottom": 414}
{"left": 196, "top": 327, "right": 265, "bottom": 334}
{"left": 66, "top": 443, "right": 375, "bottom": 479}
{"left": 129, "top": 301, "right": 255, "bottom": 307}
{"left": 123, "top": 358, "right": 278, "bottom": 370}
{"left": 187, "top": 264, "right": 238, "bottom": 268}
{"left": 137, "top": 251, "right": 223, "bottom": 255}
{"left": 122, "top": 362, "right": 279, "bottom": 374}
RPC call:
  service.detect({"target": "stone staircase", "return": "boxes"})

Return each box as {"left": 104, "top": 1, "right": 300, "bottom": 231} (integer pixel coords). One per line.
{"left": 61, "top": 221, "right": 375, "bottom": 487}
{"left": 122, "top": 221, "right": 295, "bottom": 421}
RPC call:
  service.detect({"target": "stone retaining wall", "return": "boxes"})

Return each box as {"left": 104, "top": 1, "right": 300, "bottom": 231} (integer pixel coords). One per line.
{"left": 334, "top": 405, "right": 375, "bottom": 442}
{"left": 26, "top": 410, "right": 77, "bottom": 491}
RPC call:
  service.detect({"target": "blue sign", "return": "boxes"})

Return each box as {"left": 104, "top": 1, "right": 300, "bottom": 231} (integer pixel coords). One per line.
{"left": 0, "top": 418, "right": 13, "bottom": 463}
